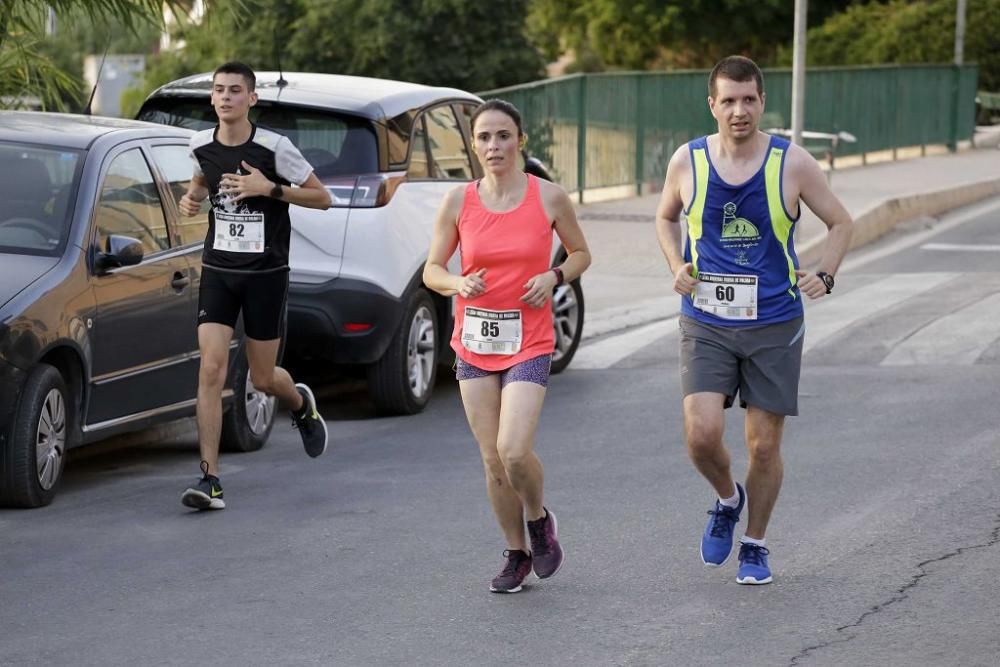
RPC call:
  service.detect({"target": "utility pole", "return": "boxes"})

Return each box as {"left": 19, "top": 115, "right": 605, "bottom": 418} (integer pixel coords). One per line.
{"left": 950, "top": 0, "right": 968, "bottom": 151}
{"left": 791, "top": 0, "right": 808, "bottom": 145}
{"left": 954, "top": 0, "right": 967, "bottom": 65}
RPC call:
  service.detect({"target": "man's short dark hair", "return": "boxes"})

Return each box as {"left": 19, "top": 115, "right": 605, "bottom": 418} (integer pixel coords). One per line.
{"left": 708, "top": 56, "right": 764, "bottom": 98}
{"left": 213, "top": 61, "right": 256, "bottom": 91}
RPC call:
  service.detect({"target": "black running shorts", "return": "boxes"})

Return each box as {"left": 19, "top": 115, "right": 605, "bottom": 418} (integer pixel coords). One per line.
{"left": 197, "top": 266, "right": 288, "bottom": 340}
{"left": 679, "top": 314, "right": 805, "bottom": 416}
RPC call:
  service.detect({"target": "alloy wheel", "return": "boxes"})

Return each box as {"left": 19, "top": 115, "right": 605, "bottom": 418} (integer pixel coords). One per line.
{"left": 407, "top": 305, "right": 436, "bottom": 399}
{"left": 551, "top": 283, "right": 579, "bottom": 364}
{"left": 245, "top": 373, "right": 276, "bottom": 436}
{"left": 36, "top": 388, "right": 66, "bottom": 491}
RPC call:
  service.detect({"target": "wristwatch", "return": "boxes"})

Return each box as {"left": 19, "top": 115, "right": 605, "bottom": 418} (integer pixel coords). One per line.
{"left": 552, "top": 267, "right": 565, "bottom": 286}
{"left": 269, "top": 182, "right": 284, "bottom": 199}
{"left": 816, "top": 271, "right": 835, "bottom": 294}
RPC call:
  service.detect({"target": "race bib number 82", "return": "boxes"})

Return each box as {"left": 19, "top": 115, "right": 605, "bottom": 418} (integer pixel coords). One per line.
{"left": 213, "top": 211, "right": 264, "bottom": 253}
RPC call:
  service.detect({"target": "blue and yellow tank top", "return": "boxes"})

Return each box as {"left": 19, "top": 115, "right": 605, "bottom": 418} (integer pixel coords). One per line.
{"left": 682, "top": 135, "right": 802, "bottom": 326}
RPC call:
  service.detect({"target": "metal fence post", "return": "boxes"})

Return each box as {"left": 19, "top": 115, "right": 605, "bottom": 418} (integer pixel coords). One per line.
{"left": 635, "top": 75, "right": 645, "bottom": 196}
{"left": 892, "top": 67, "right": 899, "bottom": 161}
{"left": 948, "top": 64, "right": 960, "bottom": 152}
{"left": 577, "top": 75, "right": 587, "bottom": 204}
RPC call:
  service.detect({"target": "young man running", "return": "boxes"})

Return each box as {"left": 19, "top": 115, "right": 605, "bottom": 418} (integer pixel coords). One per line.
{"left": 655, "top": 56, "right": 854, "bottom": 583}
{"left": 179, "top": 61, "right": 332, "bottom": 510}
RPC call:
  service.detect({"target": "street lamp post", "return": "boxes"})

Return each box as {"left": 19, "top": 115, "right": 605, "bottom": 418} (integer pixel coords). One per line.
{"left": 954, "top": 0, "right": 967, "bottom": 65}
{"left": 791, "top": 0, "right": 808, "bottom": 146}
{"left": 950, "top": 0, "right": 967, "bottom": 151}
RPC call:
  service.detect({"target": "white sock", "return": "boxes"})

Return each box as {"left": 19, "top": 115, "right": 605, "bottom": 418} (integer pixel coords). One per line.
{"left": 741, "top": 535, "right": 766, "bottom": 547}
{"left": 718, "top": 484, "right": 740, "bottom": 508}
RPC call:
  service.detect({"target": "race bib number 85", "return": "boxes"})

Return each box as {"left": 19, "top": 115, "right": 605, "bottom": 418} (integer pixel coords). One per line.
{"left": 461, "top": 307, "right": 522, "bottom": 355}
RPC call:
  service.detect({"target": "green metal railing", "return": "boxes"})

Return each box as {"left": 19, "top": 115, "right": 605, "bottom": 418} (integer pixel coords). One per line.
{"left": 479, "top": 64, "right": 979, "bottom": 198}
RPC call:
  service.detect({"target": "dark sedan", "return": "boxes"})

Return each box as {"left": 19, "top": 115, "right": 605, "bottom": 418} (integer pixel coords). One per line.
{"left": 0, "top": 112, "right": 277, "bottom": 508}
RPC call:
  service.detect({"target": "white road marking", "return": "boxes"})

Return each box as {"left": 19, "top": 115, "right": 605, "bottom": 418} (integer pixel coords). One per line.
{"left": 571, "top": 318, "right": 676, "bottom": 369}
{"left": 920, "top": 242, "right": 1000, "bottom": 252}
{"left": 842, "top": 197, "right": 1000, "bottom": 273}
{"left": 572, "top": 272, "right": 990, "bottom": 369}
{"left": 803, "top": 273, "right": 958, "bottom": 354}
{"left": 881, "top": 291, "right": 1000, "bottom": 366}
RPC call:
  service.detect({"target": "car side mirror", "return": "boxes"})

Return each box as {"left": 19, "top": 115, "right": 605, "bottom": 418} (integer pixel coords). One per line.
{"left": 96, "top": 234, "right": 144, "bottom": 271}
{"left": 523, "top": 155, "right": 552, "bottom": 183}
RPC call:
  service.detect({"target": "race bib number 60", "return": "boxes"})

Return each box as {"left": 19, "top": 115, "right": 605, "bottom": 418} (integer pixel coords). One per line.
{"left": 461, "top": 307, "right": 522, "bottom": 355}
{"left": 693, "top": 272, "right": 759, "bottom": 320}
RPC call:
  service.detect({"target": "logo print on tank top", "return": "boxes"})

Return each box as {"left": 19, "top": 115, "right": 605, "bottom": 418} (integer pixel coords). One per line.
{"left": 720, "top": 202, "right": 760, "bottom": 241}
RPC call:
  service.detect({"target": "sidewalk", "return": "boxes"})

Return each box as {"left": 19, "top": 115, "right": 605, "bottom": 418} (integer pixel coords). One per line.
{"left": 577, "top": 130, "right": 1000, "bottom": 341}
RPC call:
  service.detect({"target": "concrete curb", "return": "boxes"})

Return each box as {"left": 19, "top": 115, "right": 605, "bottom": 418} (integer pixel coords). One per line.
{"left": 796, "top": 176, "right": 1000, "bottom": 267}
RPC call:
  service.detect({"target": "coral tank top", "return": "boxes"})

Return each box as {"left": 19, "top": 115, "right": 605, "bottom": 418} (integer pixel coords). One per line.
{"left": 450, "top": 174, "right": 555, "bottom": 370}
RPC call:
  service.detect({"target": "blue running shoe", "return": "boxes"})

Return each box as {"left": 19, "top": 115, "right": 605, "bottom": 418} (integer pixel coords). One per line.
{"left": 736, "top": 542, "right": 772, "bottom": 584}
{"left": 700, "top": 482, "right": 746, "bottom": 566}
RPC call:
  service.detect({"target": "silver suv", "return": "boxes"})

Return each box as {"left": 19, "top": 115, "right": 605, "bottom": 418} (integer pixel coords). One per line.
{"left": 138, "top": 72, "right": 584, "bottom": 414}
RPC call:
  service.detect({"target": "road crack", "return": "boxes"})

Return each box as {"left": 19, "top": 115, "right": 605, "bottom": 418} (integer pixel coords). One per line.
{"left": 788, "top": 512, "right": 1000, "bottom": 666}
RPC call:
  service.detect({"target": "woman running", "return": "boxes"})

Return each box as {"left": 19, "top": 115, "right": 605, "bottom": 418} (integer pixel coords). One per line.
{"left": 424, "top": 99, "right": 591, "bottom": 593}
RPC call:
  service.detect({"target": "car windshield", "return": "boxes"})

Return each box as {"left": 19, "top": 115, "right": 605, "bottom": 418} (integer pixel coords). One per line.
{"left": 137, "top": 100, "right": 378, "bottom": 179}
{"left": 0, "top": 142, "right": 82, "bottom": 256}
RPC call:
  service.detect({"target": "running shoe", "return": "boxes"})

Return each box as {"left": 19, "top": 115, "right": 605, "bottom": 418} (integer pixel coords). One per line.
{"left": 490, "top": 549, "right": 533, "bottom": 594}
{"left": 292, "top": 383, "right": 328, "bottom": 458}
{"left": 527, "top": 507, "right": 564, "bottom": 578}
{"left": 736, "top": 542, "right": 773, "bottom": 585}
{"left": 181, "top": 461, "right": 225, "bottom": 510}
{"left": 700, "top": 482, "right": 745, "bottom": 566}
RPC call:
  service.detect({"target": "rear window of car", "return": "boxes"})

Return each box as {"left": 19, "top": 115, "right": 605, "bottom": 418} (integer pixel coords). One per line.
{"left": 137, "top": 99, "right": 378, "bottom": 179}
{"left": 0, "top": 142, "right": 82, "bottom": 256}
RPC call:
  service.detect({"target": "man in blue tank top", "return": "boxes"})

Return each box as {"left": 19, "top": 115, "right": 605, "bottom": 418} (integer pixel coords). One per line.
{"left": 655, "top": 56, "right": 854, "bottom": 584}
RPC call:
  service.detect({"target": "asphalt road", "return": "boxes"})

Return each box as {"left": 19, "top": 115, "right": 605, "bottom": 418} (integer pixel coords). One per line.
{"left": 2, "top": 199, "right": 998, "bottom": 667}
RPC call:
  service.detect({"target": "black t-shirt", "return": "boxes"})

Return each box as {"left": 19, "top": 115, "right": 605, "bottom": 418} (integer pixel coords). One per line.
{"left": 188, "top": 124, "right": 313, "bottom": 272}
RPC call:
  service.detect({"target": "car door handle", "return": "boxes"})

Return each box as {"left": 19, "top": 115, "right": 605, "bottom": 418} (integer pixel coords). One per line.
{"left": 171, "top": 272, "right": 191, "bottom": 290}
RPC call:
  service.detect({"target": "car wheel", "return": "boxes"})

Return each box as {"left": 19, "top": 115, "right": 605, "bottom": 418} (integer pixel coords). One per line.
{"left": 368, "top": 288, "right": 438, "bottom": 415}
{"left": 550, "top": 276, "right": 584, "bottom": 374}
{"left": 220, "top": 354, "right": 277, "bottom": 453}
{"left": 2, "top": 364, "right": 68, "bottom": 508}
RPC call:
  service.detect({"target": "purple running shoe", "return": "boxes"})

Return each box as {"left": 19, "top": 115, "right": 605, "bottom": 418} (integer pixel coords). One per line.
{"left": 490, "top": 549, "right": 533, "bottom": 593}
{"left": 527, "top": 507, "right": 564, "bottom": 579}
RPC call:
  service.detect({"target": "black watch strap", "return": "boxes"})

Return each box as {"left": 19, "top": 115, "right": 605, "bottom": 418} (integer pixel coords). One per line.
{"left": 270, "top": 182, "right": 283, "bottom": 199}
{"left": 816, "top": 271, "right": 834, "bottom": 294}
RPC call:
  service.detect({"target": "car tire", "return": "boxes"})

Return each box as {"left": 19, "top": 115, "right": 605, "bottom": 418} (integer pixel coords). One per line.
{"left": 220, "top": 354, "right": 277, "bottom": 453}
{"left": 550, "top": 275, "right": 584, "bottom": 375}
{"left": 2, "top": 364, "right": 69, "bottom": 508}
{"left": 368, "top": 288, "right": 438, "bottom": 415}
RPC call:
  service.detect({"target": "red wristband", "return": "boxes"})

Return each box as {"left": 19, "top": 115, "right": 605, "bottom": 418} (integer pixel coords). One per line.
{"left": 552, "top": 267, "right": 565, "bottom": 286}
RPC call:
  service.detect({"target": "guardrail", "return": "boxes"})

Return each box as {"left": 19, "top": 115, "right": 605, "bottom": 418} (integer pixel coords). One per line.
{"left": 480, "top": 64, "right": 979, "bottom": 202}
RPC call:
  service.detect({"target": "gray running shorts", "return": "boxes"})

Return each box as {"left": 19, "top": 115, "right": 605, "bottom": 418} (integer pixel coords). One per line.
{"left": 679, "top": 314, "right": 805, "bottom": 416}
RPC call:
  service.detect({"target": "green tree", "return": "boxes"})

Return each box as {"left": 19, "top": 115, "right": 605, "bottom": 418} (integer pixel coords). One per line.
{"left": 290, "top": 0, "right": 544, "bottom": 90}
{"left": 1, "top": 1, "right": 241, "bottom": 111}
{"left": 1, "top": 0, "right": 169, "bottom": 110}
{"left": 125, "top": 0, "right": 545, "bottom": 109}
{"left": 801, "top": 0, "right": 1000, "bottom": 91}
{"left": 527, "top": 0, "right": 857, "bottom": 72}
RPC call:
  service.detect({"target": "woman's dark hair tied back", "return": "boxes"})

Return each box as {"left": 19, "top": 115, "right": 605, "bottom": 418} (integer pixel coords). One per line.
{"left": 471, "top": 99, "right": 523, "bottom": 137}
